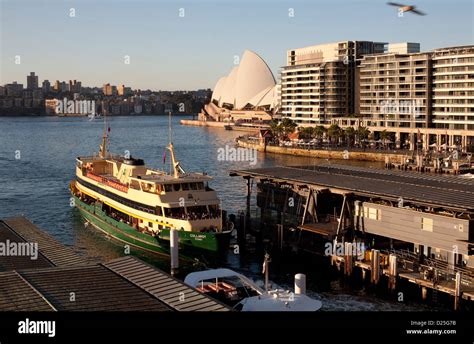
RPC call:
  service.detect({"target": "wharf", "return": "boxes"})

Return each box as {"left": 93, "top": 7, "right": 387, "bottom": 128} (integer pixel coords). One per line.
{"left": 0, "top": 217, "right": 230, "bottom": 312}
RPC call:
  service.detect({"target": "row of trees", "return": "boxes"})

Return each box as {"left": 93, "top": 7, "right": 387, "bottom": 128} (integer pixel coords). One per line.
{"left": 269, "top": 119, "right": 395, "bottom": 147}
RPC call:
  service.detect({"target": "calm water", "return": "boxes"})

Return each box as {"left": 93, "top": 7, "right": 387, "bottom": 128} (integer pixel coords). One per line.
{"left": 0, "top": 115, "right": 432, "bottom": 311}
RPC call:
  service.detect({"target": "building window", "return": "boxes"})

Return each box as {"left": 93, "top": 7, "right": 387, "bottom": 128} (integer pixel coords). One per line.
{"left": 360, "top": 205, "right": 380, "bottom": 220}
{"left": 421, "top": 217, "right": 433, "bottom": 232}
{"left": 368, "top": 208, "right": 380, "bottom": 220}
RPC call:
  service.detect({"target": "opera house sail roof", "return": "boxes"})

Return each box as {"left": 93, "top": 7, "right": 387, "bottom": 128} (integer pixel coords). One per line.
{"left": 211, "top": 50, "right": 277, "bottom": 110}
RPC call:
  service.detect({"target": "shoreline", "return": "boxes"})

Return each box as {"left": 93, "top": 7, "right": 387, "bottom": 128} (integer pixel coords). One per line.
{"left": 180, "top": 119, "right": 265, "bottom": 133}
{"left": 0, "top": 113, "right": 195, "bottom": 118}
{"left": 236, "top": 139, "right": 408, "bottom": 163}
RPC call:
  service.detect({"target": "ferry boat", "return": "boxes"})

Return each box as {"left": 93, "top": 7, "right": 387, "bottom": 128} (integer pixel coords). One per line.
{"left": 70, "top": 121, "right": 230, "bottom": 257}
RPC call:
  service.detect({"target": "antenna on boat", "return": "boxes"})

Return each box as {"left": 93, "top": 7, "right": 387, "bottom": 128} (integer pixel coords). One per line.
{"left": 99, "top": 105, "right": 108, "bottom": 159}
{"left": 166, "top": 110, "right": 185, "bottom": 178}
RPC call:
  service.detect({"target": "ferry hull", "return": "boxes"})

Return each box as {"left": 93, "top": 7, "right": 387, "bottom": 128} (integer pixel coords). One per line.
{"left": 73, "top": 195, "right": 230, "bottom": 259}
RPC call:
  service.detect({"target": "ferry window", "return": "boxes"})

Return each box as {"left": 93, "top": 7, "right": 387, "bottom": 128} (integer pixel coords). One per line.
{"left": 173, "top": 184, "right": 181, "bottom": 192}
{"left": 196, "top": 182, "right": 204, "bottom": 190}
{"left": 130, "top": 180, "right": 141, "bottom": 190}
{"left": 148, "top": 222, "right": 153, "bottom": 228}
{"left": 164, "top": 207, "right": 186, "bottom": 219}
{"left": 164, "top": 184, "right": 172, "bottom": 192}
{"left": 182, "top": 183, "right": 190, "bottom": 191}
{"left": 156, "top": 207, "right": 163, "bottom": 216}
{"left": 421, "top": 218, "right": 433, "bottom": 232}
{"left": 190, "top": 183, "right": 197, "bottom": 190}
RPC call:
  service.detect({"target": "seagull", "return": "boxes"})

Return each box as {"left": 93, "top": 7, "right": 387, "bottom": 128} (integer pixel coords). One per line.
{"left": 387, "top": 2, "right": 426, "bottom": 15}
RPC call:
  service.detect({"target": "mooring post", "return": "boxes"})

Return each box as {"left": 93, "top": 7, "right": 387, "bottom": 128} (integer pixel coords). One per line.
{"left": 170, "top": 228, "right": 179, "bottom": 276}
{"left": 454, "top": 272, "right": 462, "bottom": 311}
{"left": 295, "top": 273, "right": 306, "bottom": 295}
{"left": 238, "top": 211, "right": 246, "bottom": 254}
{"left": 263, "top": 253, "right": 271, "bottom": 291}
{"left": 371, "top": 250, "right": 380, "bottom": 285}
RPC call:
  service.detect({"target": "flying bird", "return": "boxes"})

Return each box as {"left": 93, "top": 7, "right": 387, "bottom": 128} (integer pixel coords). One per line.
{"left": 387, "top": 2, "right": 426, "bottom": 15}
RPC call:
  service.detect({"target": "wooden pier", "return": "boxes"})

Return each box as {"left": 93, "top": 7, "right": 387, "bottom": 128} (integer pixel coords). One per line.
{"left": 230, "top": 164, "right": 474, "bottom": 309}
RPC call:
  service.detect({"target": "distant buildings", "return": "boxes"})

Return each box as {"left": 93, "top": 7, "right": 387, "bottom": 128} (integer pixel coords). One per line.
{"left": 103, "top": 83, "right": 113, "bottom": 96}
{"left": 5, "top": 82, "right": 23, "bottom": 97}
{"left": 26, "top": 72, "right": 38, "bottom": 90}
{"left": 118, "top": 84, "right": 132, "bottom": 97}
{"left": 42, "top": 80, "right": 51, "bottom": 93}
{"left": 45, "top": 99, "right": 59, "bottom": 115}
{"left": 68, "top": 80, "right": 82, "bottom": 93}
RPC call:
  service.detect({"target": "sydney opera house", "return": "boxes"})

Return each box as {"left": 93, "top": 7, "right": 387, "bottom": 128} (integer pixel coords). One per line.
{"left": 199, "top": 50, "right": 279, "bottom": 123}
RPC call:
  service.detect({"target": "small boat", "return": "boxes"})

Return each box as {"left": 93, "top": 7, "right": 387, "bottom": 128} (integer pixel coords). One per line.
{"left": 224, "top": 125, "right": 233, "bottom": 130}
{"left": 184, "top": 268, "right": 322, "bottom": 311}
{"left": 88, "top": 113, "right": 102, "bottom": 120}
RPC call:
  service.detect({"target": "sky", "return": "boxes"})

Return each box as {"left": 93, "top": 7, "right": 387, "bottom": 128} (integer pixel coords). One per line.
{"left": 1, "top": 0, "right": 473, "bottom": 91}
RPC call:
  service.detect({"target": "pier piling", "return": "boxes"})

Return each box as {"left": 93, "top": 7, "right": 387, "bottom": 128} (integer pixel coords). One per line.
{"left": 388, "top": 254, "right": 398, "bottom": 292}
{"left": 421, "top": 287, "right": 428, "bottom": 302}
{"left": 454, "top": 272, "right": 462, "bottom": 310}
{"left": 344, "top": 242, "right": 353, "bottom": 276}
{"left": 371, "top": 250, "right": 381, "bottom": 285}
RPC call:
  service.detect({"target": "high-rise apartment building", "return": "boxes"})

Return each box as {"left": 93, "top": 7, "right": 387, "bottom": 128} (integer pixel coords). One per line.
{"left": 42, "top": 80, "right": 51, "bottom": 93}
{"left": 118, "top": 84, "right": 132, "bottom": 96}
{"left": 280, "top": 41, "right": 386, "bottom": 124}
{"left": 26, "top": 72, "right": 38, "bottom": 90}
{"left": 359, "top": 52, "right": 431, "bottom": 128}
{"left": 103, "top": 83, "right": 113, "bottom": 96}
{"left": 431, "top": 46, "right": 474, "bottom": 131}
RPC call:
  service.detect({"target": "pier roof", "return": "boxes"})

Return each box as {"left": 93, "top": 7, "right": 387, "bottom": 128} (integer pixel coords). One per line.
{"left": 0, "top": 217, "right": 88, "bottom": 271}
{"left": 230, "top": 164, "right": 474, "bottom": 213}
{"left": 0, "top": 217, "right": 230, "bottom": 311}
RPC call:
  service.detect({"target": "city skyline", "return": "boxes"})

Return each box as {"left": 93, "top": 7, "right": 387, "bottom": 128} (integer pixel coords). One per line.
{"left": 1, "top": 0, "right": 473, "bottom": 90}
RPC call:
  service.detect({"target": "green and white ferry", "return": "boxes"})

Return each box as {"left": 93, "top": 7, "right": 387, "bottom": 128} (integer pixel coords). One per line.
{"left": 70, "top": 125, "right": 230, "bottom": 257}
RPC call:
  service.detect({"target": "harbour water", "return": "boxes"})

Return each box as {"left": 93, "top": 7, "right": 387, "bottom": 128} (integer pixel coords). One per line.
{"left": 0, "top": 115, "right": 437, "bottom": 311}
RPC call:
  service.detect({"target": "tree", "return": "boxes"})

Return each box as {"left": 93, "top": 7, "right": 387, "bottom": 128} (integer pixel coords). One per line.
{"left": 344, "top": 127, "right": 356, "bottom": 147}
{"left": 380, "top": 130, "right": 394, "bottom": 150}
{"left": 280, "top": 118, "right": 297, "bottom": 138}
{"left": 270, "top": 119, "right": 283, "bottom": 139}
{"left": 298, "top": 126, "right": 314, "bottom": 140}
{"left": 356, "top": 126, "right": 370, "bottom": 145}
{"left": 313, "top": 126, "right": 326, "bottom": 142}
{"left": 327, "top": 124, "right": 342, "bottom": 145}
